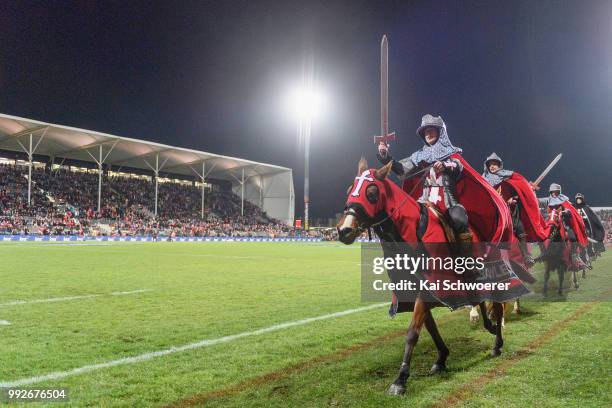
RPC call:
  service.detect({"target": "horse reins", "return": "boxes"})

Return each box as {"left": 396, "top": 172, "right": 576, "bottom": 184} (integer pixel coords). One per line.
{"left": 354, "top": 166, "right": 431, "bottom": 240}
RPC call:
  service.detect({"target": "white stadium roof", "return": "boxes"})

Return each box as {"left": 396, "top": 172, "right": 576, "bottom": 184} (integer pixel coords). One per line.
{"left": 0, "top": 113, "right": 290, "bottom": 179}
{"left": 0, "top": 113, "right": 295, "bottom": 224}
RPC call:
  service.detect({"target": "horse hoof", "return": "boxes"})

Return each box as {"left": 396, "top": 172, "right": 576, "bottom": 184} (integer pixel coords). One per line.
{"left": 430, "top": 363, "right": 446, "bottom": 375}
{"left": 469, "top": 307, "right": 479, "bottom": 323}
{"left": 387, "top": 383, "right": 406, "bottom": 396}
{"left": 491, "top": 348, "right": 502, "bottom": 357}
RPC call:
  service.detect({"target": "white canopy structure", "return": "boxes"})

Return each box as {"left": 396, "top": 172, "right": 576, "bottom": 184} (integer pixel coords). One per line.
{"left": 0, "top": 113, "right": 295, "bottom": 225}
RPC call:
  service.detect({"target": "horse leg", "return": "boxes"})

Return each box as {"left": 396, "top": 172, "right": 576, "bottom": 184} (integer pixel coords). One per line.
{"left": 557, "top": 266, "right": 564, "bottom": 296}
{"left": 469, "top": 305, "right": 479, "bottom": 323}
{"left": 424, "top": 308, "right": 449, "bottom": 374}
{"left": 584, "top": 248, "right": 592, "bottom": 271}
{"left": 388, "top": 297, "right": 427, "bottom": 396}
{"left": 512, "top": 298, "right": 521, "bottom": 315}
{"left": 491, "top": 302, "right": 504, "bottom": 357}
{"left": 573, "top": 268, "right": 579, "bottom": 289}
{"left": 480, "top": 302, "right": 496, "bottom": 335}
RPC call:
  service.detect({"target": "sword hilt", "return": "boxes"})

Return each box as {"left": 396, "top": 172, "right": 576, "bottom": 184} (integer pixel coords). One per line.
{"left": 374, "top": 132, "right": 396, "bottom": 144}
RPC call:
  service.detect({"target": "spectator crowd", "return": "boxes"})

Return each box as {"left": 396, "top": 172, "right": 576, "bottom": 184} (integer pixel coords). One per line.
{"left": 597, "top": 209, "right": 612, "bottom": 244}
{"left": 0, "top": 163, "right": 304, "bottom": 238}
{"left": 2, "top": 163, "right": 609, "bottom": 242}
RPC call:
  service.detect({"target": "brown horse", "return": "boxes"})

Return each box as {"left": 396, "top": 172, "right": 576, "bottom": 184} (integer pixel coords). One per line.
{"left": 537, "top": 223, "right": 578, "bottom": 296}
{"left": 337, "top": 158, "right": 509, "bottom": 396}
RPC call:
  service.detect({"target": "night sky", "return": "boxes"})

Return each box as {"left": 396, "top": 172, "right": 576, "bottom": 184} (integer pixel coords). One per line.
{"left": 1, "top": 1, "right": 611, "bottom": 220}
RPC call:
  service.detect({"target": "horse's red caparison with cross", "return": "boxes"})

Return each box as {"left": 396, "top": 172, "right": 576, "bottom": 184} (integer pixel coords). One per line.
{"left": 336, "top": 158, "right": 508, "bottom": 396}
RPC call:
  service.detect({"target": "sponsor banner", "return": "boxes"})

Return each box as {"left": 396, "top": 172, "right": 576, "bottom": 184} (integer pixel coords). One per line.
{"left": 0, "top": 235, "right": 323, "bottom": 243}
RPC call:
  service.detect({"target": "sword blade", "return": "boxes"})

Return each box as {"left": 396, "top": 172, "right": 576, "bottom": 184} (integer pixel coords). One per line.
{"left": 533, "top": 153, "right": 563, "bottom": 187}
{"left": 380, "top": 35, "right": 388, "bottom": 139}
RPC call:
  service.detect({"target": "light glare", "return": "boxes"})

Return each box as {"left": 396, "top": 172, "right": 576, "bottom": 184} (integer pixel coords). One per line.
{"left": 287, "top": 85, "right": 325, "bottom": 121}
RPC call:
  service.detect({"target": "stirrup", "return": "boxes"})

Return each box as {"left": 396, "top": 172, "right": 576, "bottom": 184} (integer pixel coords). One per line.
{"left": 458, "top": 232, "right": 472, "bottom": 243}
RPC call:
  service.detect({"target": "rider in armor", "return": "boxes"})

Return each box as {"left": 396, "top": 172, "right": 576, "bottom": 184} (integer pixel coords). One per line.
{"left": 377, "top": 114, "right": 468, "bottom": 242}
{"left": 574, "top": 193, "right": 606, "bottom": 258}
{"left": 377, "top": 114, "right": 513, "bottom": 247}
{"left": 482, "top": 153, "right": 548, "bottom": 266}
{"left": 539, "top": 183, "right": 588, "bottom": 268}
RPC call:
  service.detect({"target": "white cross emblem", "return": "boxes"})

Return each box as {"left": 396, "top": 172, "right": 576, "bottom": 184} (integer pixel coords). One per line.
{"left": 549, "top": 208, "right": 557, "bottom": 221}
{"left": 427, "top": 167, "right": 442, "bottom": 204}
{"left": 351, "top": 170, "right": 374, "bottom": 197}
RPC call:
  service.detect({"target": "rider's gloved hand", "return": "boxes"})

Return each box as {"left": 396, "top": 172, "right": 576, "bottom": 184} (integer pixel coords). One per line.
{"left": 377, "top": 143, "right": 392, "bottom": 164}
{"left": 376, "top": 142, "right": 405, "bottom": 176}
{"left": 433, "top": 161, "right": 445, "bottom": 173}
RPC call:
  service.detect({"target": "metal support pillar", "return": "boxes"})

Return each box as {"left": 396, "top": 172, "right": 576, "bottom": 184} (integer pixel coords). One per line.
{"left": 304, "top": 126, "right": 310, "bottom": 230}
{"left": 83, "top": 140, "right": 117, "bottom": 215}
{"left": 201, "top": 161, "right": 205, "bottom": 219}
{"left": 228, "top": 167, "right": 248, "bottom": 218}
{"left": 259, "top": 175, "right": 264, "bottom": 209}
{"left": 12, "top": 127, "right": 48, "bottom": 206}
{"left": 142, "top": 153, "right": 168, "bottom": 220}
{"left": 154, "top": 154, "right": 159, "bottom": 218}
{"left": 241, "top": 168, "right": 245, "bottom": 216}
{"left": 188, "top": 160, "right": 216, "bottom": 220}
{"left": 97, "top": 145, "right": 103, "bottom": 213}
{"left": 27, "top": 134, "right": 33, "bottom": 206}
{"left": 289, "top": 170, "right": 294, "bottom": 225}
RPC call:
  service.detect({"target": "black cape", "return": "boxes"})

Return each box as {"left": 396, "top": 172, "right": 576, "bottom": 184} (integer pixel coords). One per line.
{"left": 577, "top": 204, "right": 606, "bottom": 242}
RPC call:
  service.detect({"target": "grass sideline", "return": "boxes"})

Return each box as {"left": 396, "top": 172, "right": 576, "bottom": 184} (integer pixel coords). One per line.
{"left": 0, "top": 242, "right": 609, "bottom": 407}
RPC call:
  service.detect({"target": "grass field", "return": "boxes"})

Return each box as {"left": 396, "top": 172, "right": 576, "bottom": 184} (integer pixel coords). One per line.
{"left": 0, "top": 242, "right": 610, "bottom": 407}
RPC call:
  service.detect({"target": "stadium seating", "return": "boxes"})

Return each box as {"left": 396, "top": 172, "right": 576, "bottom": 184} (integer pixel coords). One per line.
{"left": 0, "top": 163, "right": 298, "bottom": 237}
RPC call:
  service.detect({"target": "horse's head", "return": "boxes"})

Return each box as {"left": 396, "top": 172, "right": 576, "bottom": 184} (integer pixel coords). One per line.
{"left": 337, "top": 158, "right": 393, "bottom": 244}
{"left": 548, "top": 223, "right": 560, "bottom": 240}
{"left": 546, "top": 209, "right": 564, "bottom": 242}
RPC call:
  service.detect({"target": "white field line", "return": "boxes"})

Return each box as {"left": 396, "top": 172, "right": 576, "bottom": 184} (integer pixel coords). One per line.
{"left": 0, "top": 320, "right": 10, "bottom": 325}
{"left": 0, "top": 289, "right": 151, "bottom": 307}
{"left": 0, "top": 302, "right": 387, "bottom": 387}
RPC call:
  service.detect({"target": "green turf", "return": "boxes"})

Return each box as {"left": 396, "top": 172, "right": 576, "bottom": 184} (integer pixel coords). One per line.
{"left": 0, "top": 242, "right": 609, "bottom": 407}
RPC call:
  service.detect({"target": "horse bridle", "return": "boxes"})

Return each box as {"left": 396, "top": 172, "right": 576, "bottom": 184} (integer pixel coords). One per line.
{"left": 342, "top": 168, "right": 430, "bottom": 241}
{"left": 369, "top": 168, "right": 430, "bottom": 229}
{"left": 342, "top": 205, "right": 372, "bottom": 236}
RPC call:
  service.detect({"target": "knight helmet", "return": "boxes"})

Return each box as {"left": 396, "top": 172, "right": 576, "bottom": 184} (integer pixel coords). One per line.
{"left": 484, "top": 152, "right": 503, "bottom": 172}
{"left": 416, "top": 114, "right": 445, "bottom": 141}
{"left": 549, "top": 183, "right": 562, "bottom": 193}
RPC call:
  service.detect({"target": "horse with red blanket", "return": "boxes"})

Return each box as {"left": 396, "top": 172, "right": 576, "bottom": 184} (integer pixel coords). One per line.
{"left": 480, "top": 152, "right": 546, "bottom": 316}
{"left": 537, "top": 184, "right": 589, "bottom": 296}
{"left": 337, "top": 158, "right": 530, "bottom": 396}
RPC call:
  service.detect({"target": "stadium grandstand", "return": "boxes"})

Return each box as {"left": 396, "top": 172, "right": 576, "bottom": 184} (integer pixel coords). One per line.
{"left": 0, "top": 113, "right": 303, "bottom": 239}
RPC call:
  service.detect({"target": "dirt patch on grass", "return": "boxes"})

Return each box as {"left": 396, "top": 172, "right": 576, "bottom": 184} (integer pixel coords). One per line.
{"left": 166, "top": 301, "right": 597, "bottom": 408}
{"left": 164, "top": 328, "right": 407, "bottom": 407}
{"left": 432, "top": 302, "right": 597, "bottom": 408}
